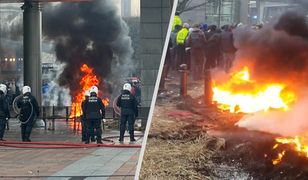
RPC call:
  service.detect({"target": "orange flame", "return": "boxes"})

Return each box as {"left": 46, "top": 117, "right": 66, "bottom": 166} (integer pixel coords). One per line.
{"left": 212, "top": 66, "right": 306, "bottom": 164}
{"left": 212, "top": 66, "right": 296, "bottom": 113}
{"left": 70, "top": 64, "right": 109, "bottom": 118}
{"left": 272, "top": 136, "right": 308, "bottom": 165}
{"left": 272, "top": 150, "right": 285, "bottom": 165}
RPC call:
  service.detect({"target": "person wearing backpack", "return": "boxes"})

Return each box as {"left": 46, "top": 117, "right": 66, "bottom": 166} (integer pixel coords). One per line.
{"left": 220, "top": 25, "right": 237, "bottom": 72}
{"left": 186, "top": 24, "right": 207, "bottom": 80}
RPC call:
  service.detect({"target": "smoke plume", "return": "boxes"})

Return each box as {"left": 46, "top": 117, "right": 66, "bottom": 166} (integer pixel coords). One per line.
{"left": 43, "top": 0, "right": 134, "bottom": 98}
{"left": 230, "top": 12, "right": 308, "bottom": 136}
{"left": 231, "top": 12, "right": 308, "bottom": 91}
{"left": 237, "top": 93, "right": 308, "bottom": 136}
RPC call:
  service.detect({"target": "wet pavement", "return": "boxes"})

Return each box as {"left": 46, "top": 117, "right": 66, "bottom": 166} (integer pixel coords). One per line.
{"left": 0, "top": 118, "right": 143, "bottom": 179}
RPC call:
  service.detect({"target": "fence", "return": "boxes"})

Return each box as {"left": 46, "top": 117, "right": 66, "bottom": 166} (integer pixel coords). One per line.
{"left": 39, "top": 106, "right": 150, "bottom": 131}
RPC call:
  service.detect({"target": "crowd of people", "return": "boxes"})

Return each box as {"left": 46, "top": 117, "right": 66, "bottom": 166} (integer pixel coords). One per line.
{"left": 161, "top": 11, "right": 240, "bottom": 91}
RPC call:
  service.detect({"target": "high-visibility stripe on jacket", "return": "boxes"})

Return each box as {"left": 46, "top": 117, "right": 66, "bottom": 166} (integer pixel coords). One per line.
{"left": 176, "top": 28, "right": 189, "bottom": 45}
{"left": 172, "top": 15, "right": 182, "bottom": 31}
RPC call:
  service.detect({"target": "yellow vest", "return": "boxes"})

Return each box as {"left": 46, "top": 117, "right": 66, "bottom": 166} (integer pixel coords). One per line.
{"left": 176, "top": 28, "right": 189, "bottom": 45}
{"left": 172, "top": 15, "right": 182, "bottom": 31}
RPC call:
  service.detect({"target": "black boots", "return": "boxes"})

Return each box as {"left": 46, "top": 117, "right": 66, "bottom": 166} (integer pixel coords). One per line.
{"left": 97, "top": 139, "right": 103, "bottom": 144}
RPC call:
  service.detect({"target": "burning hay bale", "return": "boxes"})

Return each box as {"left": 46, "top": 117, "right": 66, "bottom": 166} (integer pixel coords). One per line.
{"left": 208, "top": 11, "right": 308, "bottom": 175}
{"left": 217, "top": 137, "right": 308, "bottom": 180}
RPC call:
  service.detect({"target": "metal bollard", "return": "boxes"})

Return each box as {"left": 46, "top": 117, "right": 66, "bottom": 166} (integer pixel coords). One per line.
{"left": 6, "top": 121, "right": 9, "bottom": 130}
{"left": 43, "top": 106, "right": 47, "bottom": 130}
{"left": 102, "top": 120, "right": 105, "bottom": 131}
{"left": 52, "top": 106, "right": 55, "bottom": 131}
{"left": 65, "top": 106, "right": 69, "bottom": 122}
{"left": 48, "top": 107, "right": 52, "bottom": 130}
{"left": 179, "top": 64, "right": 188, "bottom": 97}
{"left": 204, "top": 70, "right": 213, "bottom": 105}
{"left": 74, "top": 106, "right": 77, "bottom": 131}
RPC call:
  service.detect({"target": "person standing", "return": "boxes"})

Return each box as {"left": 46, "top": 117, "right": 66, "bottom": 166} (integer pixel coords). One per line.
{"left": 172, "top": 11, "right": 182, "bottom": 32}
{"left": 116, "top": 83, "right": 138, "bottom": 143}
{"left": 17, "top": 86, "right": 39, "bottom": 142}
{"left": 220, "top": 25, "right": 237, "bottom": 72}
{"left": 176, "top": 23, "right": 190, "bottom": 69}
{"left": 0, "top": 84, "right": 10, "bottom": 141}
{"left": 170, "top": 24, "right": 182, "bottom": 70}
{"left": 186, "top": 24, "right": 207, "bottom": 80}
{"left": 82, "top": 86, "right": 105, "bottom": 144}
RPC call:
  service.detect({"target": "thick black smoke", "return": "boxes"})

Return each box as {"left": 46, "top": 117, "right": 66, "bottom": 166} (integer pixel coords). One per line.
{"left": 232, "top": 11, "right": 308, "bottom": 89}
{"left": 231, "top": 12, "right": 308, "bottom": 135}
{"left": 274, "top": 12, "right": 308, "bottom": 39}
{"left": 43, "top": 0, "right": 134, "bottom": 97}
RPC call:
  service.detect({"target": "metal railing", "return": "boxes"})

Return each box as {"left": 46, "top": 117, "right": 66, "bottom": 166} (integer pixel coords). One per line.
{"left": 38, "top": 106, "right": 150, "bottom": 131}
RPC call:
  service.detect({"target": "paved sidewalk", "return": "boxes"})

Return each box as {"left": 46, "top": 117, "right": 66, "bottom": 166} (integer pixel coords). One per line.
{"left": 109, "top": 150, "right": 139, "bottom": 180}
{"left": 0, "top": 119, "right": 142, "bottom": 179}
{"left": 51, "top": 148, "right": 138, "bottom": 180}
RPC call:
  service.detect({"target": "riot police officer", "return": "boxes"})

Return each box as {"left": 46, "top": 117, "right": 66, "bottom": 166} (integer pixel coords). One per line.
{"left": 116, "top": 83, "right": 138, "bottom": 143}
{"left": 0, "top": 84, "right": 10, "bottom": 141}
{"left": 17, "top": 86, "right": 39, "bottom": 142}
{"left": 82, "top": 86, "right": 105, "bottom": 144}
{"left": 81, "top": 90, "right": 90, "bottom": 142}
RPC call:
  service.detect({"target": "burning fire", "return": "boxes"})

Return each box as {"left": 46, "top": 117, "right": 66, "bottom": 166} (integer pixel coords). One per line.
{"left": 212, "top": 66, "right": 308, "bottom": 164}
{"left": 70, "top": 64, "right": 109, "bottom": 118}
{"left": 212, "top": 66, "right": 296, "bottom": 113}
{"left": 272, "top": 136, "right": 308, "bottom": 165}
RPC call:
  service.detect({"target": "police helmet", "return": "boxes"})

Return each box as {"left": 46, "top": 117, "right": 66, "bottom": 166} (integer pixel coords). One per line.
{"left": 89, "top": 86, "right": 98, "bottom": 94}
{"left": 123, "top": 83, "right": 132, "bottom": 92}
{"left": 22, "top": 86, "right": 31, "bottom": 95}
{"left": 0, "top": 84, "right": 7, "bottom": 95}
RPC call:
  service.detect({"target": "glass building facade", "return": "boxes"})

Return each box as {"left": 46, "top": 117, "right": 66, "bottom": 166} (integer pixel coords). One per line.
{"left": 180, "top": 0, "right": 240, "bottom": 27}
{"left": 204, "top": 0, "right": 240, "bottom": 27}
{"left": 0, "top": 3, "right": 23, "bottom": 82}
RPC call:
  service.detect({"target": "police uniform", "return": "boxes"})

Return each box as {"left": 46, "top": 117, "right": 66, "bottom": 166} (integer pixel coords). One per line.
{"left": 116, "top": 89, "right": 138, "bottom": 142}
{"left": 81, "top": 95, "right": 89, "bottom": 142}
{"left": 82, "top": 93, "right": 105, "bottom": 144}
{"left": 0, "top": 91, "right": 10, "bottom": 141}
{"left": 16, "top": 92, "right": 39, "bottom": 142}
